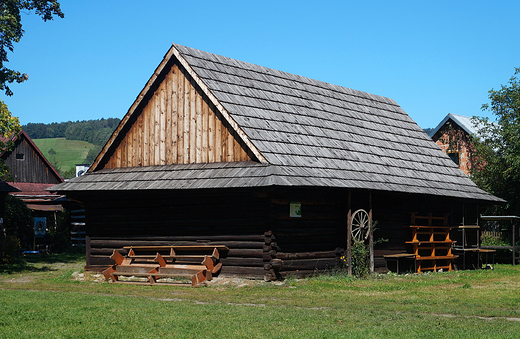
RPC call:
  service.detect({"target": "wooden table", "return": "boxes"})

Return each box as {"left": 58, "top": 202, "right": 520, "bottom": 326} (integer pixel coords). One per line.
{"left": 383, "top": 253, "right": 416, "bottom": 274}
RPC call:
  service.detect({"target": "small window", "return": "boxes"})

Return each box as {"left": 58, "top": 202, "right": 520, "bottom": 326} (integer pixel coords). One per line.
{"left": 448, "top": 152, "right": 459, "bottom": 166}
{"left": 15, "top": 153, "right": 25, "bottom": 161}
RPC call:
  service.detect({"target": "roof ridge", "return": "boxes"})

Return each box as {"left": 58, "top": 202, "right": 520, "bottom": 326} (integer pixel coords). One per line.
{"left": 173, "top": 44, "right": 400, "bottom": 108}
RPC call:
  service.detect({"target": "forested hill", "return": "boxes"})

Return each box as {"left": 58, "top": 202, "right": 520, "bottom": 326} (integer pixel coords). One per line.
{"left": 23, "top": 118, "right": 120, "bottom": 146}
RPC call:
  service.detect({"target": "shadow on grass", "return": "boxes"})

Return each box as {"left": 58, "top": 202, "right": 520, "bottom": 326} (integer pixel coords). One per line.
{"left": 0, "top": 251, "right": 86, "bottom": 274}
{"left": 25, "top": 251, "right": 85, "bottom": 264}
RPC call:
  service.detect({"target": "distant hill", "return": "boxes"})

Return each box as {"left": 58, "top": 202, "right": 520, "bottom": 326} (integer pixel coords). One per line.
{"left": 23, "top": 118, "right": 119, "bottom": 178}
{"left": 23, "top": 118, "right": 120, "bottom": 146}
{"left": 33, "top": 138, "right": 97, "bottom": 178}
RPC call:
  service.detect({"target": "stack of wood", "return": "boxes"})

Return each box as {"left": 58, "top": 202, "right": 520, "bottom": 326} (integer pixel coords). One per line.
{"left": 102, "top": 245, "right": 228, "bottom": 286}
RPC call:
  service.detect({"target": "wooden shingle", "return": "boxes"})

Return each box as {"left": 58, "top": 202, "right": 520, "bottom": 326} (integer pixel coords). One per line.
{"left": 52, "top": 44, "right": 503, "bottom": 203}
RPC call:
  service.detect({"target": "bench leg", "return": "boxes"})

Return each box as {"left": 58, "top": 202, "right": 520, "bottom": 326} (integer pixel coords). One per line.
{"left": 191, "top": 270, "right": 207, "bottom": 286}
{"left": 102, "top": 265, "right": 117, "bottom": 282}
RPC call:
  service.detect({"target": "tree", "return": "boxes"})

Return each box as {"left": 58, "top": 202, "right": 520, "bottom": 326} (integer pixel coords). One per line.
{"left": 0, "top": 1, "right": 63, "bottom": 180}
{"left": 471, "top": 67, "right": 520, "bottom": 216}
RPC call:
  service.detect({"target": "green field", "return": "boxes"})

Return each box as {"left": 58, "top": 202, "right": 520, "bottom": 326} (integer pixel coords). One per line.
{"left": 1, "top": 254, "right": 520, "bottom": 338}
{"left": 33, "top": 138, "right": 95, "bottom": 173}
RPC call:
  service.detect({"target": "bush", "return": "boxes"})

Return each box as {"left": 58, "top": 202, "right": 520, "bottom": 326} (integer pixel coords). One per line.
{"left": 0, "top": 235, "right": 22, "bottom": 264}
{"left": 4, "top": 195, "right": 33, "bottom": 249}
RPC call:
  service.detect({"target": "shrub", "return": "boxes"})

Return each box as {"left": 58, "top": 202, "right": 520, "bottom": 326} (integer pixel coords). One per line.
{"left": 0, "top": 235, "right": 22, "bottom": 264}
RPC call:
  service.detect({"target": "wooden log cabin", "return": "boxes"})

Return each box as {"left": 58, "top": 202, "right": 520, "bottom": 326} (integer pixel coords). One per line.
{"left": 51, "top": 44, "right": 503, "bottom": 279}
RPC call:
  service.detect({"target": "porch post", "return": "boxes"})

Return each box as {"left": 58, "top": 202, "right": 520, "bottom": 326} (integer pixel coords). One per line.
{"left": 347, "top": 190, "right": 352, "bottom": 275}
{"left": 369, "top": 191, "right": 374, "bottom": 274}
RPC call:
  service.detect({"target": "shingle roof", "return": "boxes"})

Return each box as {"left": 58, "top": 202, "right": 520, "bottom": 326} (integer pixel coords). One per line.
{"left": 52, "top": 44, "right": 503, "bottom": 203}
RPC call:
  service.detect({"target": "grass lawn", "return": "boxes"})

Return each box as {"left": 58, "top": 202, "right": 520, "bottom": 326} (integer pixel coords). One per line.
{"left": 1, "top": 253, "right": 520, "bottom": 338}
{"left": 32, "top": 138, "right": 95, "bottom": 173}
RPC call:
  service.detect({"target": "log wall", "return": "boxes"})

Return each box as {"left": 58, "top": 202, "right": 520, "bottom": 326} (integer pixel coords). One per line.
{"left": 103, "top": 60, "right": 252, "bottom": 169}
{"left": 75, "top": 187, "right": 475, "bottom": 279}
{"left": 82, "top": 189, "right": 269, "bottom": 278}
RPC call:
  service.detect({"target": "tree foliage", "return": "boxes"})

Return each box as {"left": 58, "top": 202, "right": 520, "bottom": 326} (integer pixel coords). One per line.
{"left": 471, "top": 67, "right": 520, "bottom": 215}
{"left": 0, "top": 1, "right": 63, "bottom": 180}
{"left": 1, "top": 0, "right": 63, "bottom": 95}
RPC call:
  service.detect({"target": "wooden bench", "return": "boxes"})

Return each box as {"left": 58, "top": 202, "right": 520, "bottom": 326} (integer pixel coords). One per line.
{"left": 102, "top": 245, "right": 228, "bottom": 287}
{"left": 124, "top": 245, "right": 227, "bottom": 268}
{"left": 107, "top": 265, "right": 208, "bottom": 286}
{"left": 103, "top": 250, "right": 211, "bottom": 286}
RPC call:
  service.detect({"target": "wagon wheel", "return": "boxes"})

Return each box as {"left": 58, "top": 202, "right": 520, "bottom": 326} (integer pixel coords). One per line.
{"left": 350, "top": 209, "right": 370, "bottom": 243}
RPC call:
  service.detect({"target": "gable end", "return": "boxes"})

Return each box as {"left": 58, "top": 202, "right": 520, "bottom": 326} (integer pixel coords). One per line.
{"left": 97, "top": 58, "right": 257, "bottom": 170}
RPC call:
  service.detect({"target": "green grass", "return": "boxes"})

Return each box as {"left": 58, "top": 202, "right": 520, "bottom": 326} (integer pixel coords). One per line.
{"left": 1, "top": 254, "right": 520, "bottom": 338}
{"left": 33, "top": 138, "right": 95, "bottom": 173}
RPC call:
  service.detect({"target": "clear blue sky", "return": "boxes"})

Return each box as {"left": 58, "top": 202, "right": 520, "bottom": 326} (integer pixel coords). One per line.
{"left": 3, "top": 1, "right": 519, "bottom": 129}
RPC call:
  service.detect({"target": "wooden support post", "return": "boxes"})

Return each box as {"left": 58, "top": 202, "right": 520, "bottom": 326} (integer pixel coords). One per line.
{"left": 85, "top": 235, "right": 91, "bottom": 267}
{"left": 369, "top": 192, "right": 374, "bottom": 274}
{"left": 347, "top": 191, "right": 352, "bottom": 276}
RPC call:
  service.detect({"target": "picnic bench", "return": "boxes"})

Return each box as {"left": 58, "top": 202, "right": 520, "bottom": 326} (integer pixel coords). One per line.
{"left": 102, "top": 245, "right": 229, "bottom": 287}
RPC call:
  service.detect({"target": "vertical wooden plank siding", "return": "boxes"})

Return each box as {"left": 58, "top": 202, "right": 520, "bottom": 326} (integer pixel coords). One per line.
{"left": 101, "top": 61, "right": 252, "bottom": 169}
{"left": 201, "top": 96, "right": 208, "bottom": 163}
{"left": 183, "top": 71, "right": 191, "bottom": 164}
{"left": 166, "top": 68, "right": 174, "bottom": 164}
{"left": 215, "top": 108, "right": 222, "bottom": 162}
{"left": 176, "top": 65, "right": 184, "bottom": 164}
{"left": 208, "top": 102, "right": 215, "bottom": 163}
{"left": 1, "top": 136, "right": 62, "bottom": 184}
{"left": 195, "top": 89, "right": 202, "bottom": 163}
{"left": 143, "top": 102, "right": 150, "bottom": 167}
{"left": 160, "top": 82, "right": 167, "bottom": 165}
{"left": 172, "top": 67, "right": 179, "bottom": 163}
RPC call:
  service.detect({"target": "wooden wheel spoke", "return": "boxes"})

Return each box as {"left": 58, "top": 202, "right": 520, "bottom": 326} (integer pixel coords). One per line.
{"left": 350, "top": 209, "right": 370, "bottom": 243}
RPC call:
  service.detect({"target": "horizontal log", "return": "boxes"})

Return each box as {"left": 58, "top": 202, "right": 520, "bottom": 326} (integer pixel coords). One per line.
{"left": 226, "top": 249, "right": 264, "bottom": 258}
{"left": 91, "top": 248, "right": 264, "bottom": 259}
{"left": 281, "top": 258, "right": 337, "bottom": 271}
{"left": 275, "top": 234, "right": 337, "bottom": 245}
{"left": 91, "top": 248, "right": 125, "bottom": 256}
{"left": 220, "top": 257, "right": 265, "bottom": 267}
{"left": 90, "top": 240, "right": 264, "bottom": 249}
{"left": 275, "top": 243, "right": 338, "bottom": 252}
{"left": 274, "top": 229, "right": 337, "bottom": 237}
{"left": 88, "top": 255, "right": 113, "bottom": 266}
{"left": 219, "top": 266, "right": 265, "bottom": 279}
{"left": 89, "top": 225, "right": 266, "bottom": 237}
{"left": 90, "top": 235, "right": 265, "bottom": 242}
{"left": 276, "top": 251, "right": 336, "bottom": 260}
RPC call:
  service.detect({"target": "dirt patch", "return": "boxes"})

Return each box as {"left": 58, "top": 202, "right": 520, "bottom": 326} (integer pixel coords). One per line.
{"left": 71, "top": 270, "right": 284, "bottom": 287}
{"left": 71, "top": 271, "right": 105, "bottom": 283}
{"left": 4, "top": 275, "right": 34, "bottom": 284}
